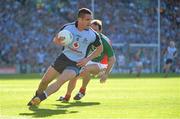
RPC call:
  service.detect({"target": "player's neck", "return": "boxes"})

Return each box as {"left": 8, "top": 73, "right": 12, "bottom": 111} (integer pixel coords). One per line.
{"left": 77, "top": 27, "right": 84, "bottom": 31}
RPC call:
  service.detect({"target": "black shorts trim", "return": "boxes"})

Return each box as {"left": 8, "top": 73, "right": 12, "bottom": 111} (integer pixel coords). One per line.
{"left": 51, "top": 53, "right": 80, "bottom": 75}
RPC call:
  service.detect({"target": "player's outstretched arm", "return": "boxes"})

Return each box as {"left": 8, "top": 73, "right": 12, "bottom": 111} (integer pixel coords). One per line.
{"left": 100, "top": 56, "right": 116, "bottom": 83}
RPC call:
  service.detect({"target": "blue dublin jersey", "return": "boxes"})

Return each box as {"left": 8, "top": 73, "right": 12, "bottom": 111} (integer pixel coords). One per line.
{"left": 60, "top": 21, "right": 101, "bottom": 62}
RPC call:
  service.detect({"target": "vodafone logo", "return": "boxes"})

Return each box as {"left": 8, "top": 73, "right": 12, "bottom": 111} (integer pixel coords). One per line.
{"left": 72, "top": 42, "right": 79, "bottom": 49}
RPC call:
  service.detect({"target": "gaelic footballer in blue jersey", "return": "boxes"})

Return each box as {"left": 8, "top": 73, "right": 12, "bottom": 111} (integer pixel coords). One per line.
{"left": 58, "top": 19, "right": 116, "bottom": 102}
{"left": 163, "top": 41, "right": 177, "bottom": 77}
{"left": 27, "top": 8, "right": 103, "bottom": 106}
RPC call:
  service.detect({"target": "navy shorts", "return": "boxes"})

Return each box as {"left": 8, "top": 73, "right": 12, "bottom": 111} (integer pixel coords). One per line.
{"left": 166, "top": 59, "right": 173, "bottom": 64}
{"left": 51, "top": 53, "right": 80, "bottom": 75}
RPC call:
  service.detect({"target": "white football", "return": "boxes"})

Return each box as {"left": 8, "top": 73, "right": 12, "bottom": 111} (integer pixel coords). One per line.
{"left": 58, "top": 30, "right": 73, "bottom": 46}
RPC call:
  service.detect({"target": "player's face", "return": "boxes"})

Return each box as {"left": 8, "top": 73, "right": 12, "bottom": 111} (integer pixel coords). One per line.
{"left": 91, "top": 24, "right": 100, "bottom": 33}
{"left": 79, "top": 14, "right": 92, "bottom": 29}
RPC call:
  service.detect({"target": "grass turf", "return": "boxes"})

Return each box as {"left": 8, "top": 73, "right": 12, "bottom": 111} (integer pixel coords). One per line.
{"left": 0, "top": 74, "right": 180, "bottom": 119}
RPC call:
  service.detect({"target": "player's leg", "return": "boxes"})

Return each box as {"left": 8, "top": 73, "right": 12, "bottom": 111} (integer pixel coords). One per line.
{"left": 35, "top": 53, "right": 66, "bottom": 95}
{"left": 164, "top": 59, "right": 172, "bottom": 77}
{"left": 27, "top": 66, "right": 59, "bottom": 106}
{"left": 164, "top": 63, "right": 172, "bottom": 77}
{"left": 58, "top": 76, "right": 79, "bottom": 102}
{"left": 45, "top": 69, "right": 77, "bottom": 96}
{"left": 136, "top": 66, "right": 141, "bottom": 77}
{"left": 163, "top": 59, "right": 168, "bottom": 72}
{"left": 74, "top": 64, "right": 100, "bottom": 100}
{"left": 136, "top": 62, "right": 143, "bottom": 77}
{"left": 81, "top": 64, "right": 100, "bottom": 89}
{"left": 30, "top": 69, "right": 77, "bottom": 106}
{"left": 58, "top": 61, "right": 98, "bottom": 101}
{"left": 37, "top": 66, "right": 59, "bottom": 94}
{"left": 28, "top": 53, "right": 80, "bottom": 106}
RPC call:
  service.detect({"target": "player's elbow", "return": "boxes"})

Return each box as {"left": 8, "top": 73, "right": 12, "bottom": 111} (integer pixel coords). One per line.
{"left": 113, "top": 56, "right": 116, "bottom": 64}
{"left": 112, "top": 56, "right": 116, "bottom": 64}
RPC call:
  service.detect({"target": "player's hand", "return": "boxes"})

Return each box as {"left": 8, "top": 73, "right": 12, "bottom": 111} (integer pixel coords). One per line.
{"left": 77, "top": 58, "right": 89, "bottom": 67}
{"left": 100, "top": 73, "right": 108, "bottom": 83}
{"left": 53, "top": 35, "right": 65, "bottom": 46}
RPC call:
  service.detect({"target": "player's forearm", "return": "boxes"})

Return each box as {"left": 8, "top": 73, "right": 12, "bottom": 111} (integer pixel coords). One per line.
{"left": 162, "top": 48, "right": 167, "bottom": 55}
{"left": 87, "top": 45, "right": 103, "bottom": 61}
{"left": 105, "top": 56, "right": 116, "bottom": 75}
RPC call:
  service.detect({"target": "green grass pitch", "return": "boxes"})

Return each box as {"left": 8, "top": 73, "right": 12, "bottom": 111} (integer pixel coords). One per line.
{"left": 0, "top": 74, "right": 180, "bottom": 119}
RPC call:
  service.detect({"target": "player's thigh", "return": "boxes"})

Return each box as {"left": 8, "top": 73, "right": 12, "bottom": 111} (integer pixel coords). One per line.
{"left": 167, "top": 63, "right": 172, "bottom": 68}
{"left": 42, "top": 66, "right": 59, "bottom": 83}
{"left": 57, "top": 69, "right": 77, "bottom": 82}
{"left": 84, "top": 64, "right": 100, "bottom": 75}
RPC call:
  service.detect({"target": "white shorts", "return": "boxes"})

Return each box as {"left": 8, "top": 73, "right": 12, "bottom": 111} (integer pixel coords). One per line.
{"left": 79, "top": 61, "right": 107, "bottom": 75}
{"left": 86, "top": 61, "right": 107, "bottom": 70}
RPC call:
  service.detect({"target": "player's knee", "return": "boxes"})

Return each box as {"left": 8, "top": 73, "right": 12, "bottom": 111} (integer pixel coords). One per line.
{"left": 70, "top": 77, "right": 77, "bottom": 83}
{"left": 83, "top": 67, "right": 91, "bottom": 74}
{"left": 81, "top": 71, "right": 89, "bottom": 77}
{"left": 58, "top": 75, "right": 71, "bottom": 82}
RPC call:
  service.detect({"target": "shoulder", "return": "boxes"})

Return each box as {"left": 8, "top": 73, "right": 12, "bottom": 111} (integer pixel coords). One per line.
{"left": 60, "top": 22, "right": 76, "bottom": 30}
{"left": 100, "top": 33, "right": 111, "bottom": 45}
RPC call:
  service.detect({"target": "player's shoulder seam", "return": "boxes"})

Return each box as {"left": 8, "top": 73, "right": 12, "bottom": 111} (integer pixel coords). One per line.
{"left": 65, "top": 22, "right": 75, "bottom": 26}
{"left": 89, "top": 27, "right": 99, "bottom": 36}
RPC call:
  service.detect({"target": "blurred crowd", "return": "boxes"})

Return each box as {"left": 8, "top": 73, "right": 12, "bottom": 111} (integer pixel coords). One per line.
{"left": 0, "top": 0, "right": 179, "bottom": 73}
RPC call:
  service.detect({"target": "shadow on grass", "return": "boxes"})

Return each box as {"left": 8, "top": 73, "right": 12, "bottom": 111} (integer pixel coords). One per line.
{"left": 19, "top": 106, "right": 78, "bottom": 118}
{"left": 19, "top": 101, "right": 100, "bottom": 118}
{"left": 54, "top": 101, "right": 101, "bottom": 109}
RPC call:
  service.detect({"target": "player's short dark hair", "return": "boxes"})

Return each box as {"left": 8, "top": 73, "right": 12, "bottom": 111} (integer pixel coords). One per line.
{"left": 91, "top": 19, "right": 102, "bottom": 31}
{"left": 78, "top": 8, "right": 92, "bottom": 18}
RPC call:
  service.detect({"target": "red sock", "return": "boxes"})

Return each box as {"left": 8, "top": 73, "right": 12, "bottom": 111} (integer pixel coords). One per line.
{"left": 79, "top": 87, "right": 86, "bottom": 94}
{"left": 64, "top": 94, "right": 71, "bottom": 100}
